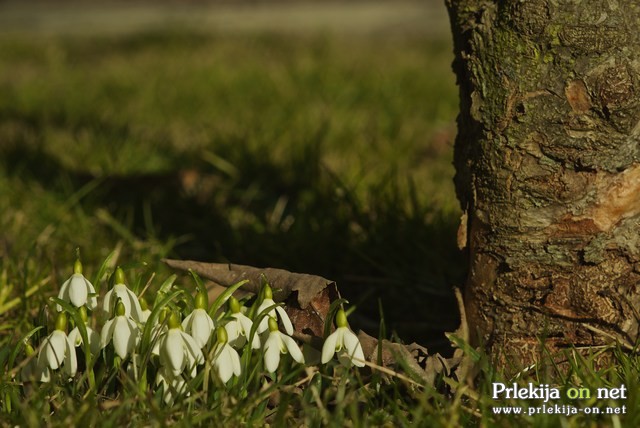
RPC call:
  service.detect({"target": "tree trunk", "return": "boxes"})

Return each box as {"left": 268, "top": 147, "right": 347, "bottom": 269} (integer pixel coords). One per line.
{"left": 446, "top": 0, "right": 640, "bottom": 370}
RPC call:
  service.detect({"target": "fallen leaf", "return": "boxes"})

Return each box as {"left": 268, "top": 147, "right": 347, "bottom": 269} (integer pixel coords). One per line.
{"left": 163, "top": 259, "right": 472, "bottom": 387}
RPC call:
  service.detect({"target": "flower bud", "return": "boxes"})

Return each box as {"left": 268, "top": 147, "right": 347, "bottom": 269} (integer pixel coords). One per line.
{"left": 336, "top": 309, "right": 348, "bottom": 328}
{"left": 195, "top": 290, "right": 208, "bottom": 310}
{"left": 55, "top": 312, "right": 68, "bottom": 332}
{"left": 263, "top": 284, "right": 273, "bottom": 300}
{"left": 229, "top": 296, "right": 241, "bottom": 314}
{"left": 114, "top": 267, "right": 126, "bottom": 285}
{"left": 74, "top": 259, "right": 83, "bottom": 275}
{"left": 216, "top": 326, "right": 228, "bottom": 344}
{"left": 167, "top": 311, "right": 181, "bottom": 330}
{"left": 267, "top": 316, "right": 279, "bottom": 333}
{"left": 115, "top": 300, "right": 126, "bottom": 317}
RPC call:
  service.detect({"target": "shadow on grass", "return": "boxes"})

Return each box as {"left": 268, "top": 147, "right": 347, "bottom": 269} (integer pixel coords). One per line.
{"left": 1, "top": 133, "right": 464, "bottom": 353}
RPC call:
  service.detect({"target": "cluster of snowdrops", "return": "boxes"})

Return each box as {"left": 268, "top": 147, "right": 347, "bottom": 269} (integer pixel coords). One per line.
{"left": 21, "top": 260, "right": 365, "bottom": 404}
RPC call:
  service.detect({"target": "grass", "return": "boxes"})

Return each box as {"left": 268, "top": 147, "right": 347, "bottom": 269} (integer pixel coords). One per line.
{"left": 0, "top": 24, "right": 638, "bottom": 427}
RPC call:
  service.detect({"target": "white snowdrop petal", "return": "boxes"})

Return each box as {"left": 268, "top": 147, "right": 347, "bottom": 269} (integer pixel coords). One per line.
{"left": 63, "top": 334, "right": 78, "bottom": 376}
{"left": 246, "top": 318, "right": 261, "bottom": 349}
{"left": 112, "top": 317, "right": 134, "bottom": 359}
{"left": 215, "top": 345, "right": 234, "bottom": 383}
{"left": 69, "top": 275, "right": 88, "bottom": 307}
{"left": 282, "top": 334, "right": 304, "bottom": 364}
{"left": 237, "top": 313, "right": 253, "bottom": 337}
{"left": 44, "top": 331, "right": 67, "bottom": 370}
{"left": 321, "top": 330, "right": 340, "bottom": 364}
{"left": 85, "top": 278, "right": 98, "bottom": 310}
{"left": 128, "top": 293, "right": 144, "bottom": 322}
{"left": 126, "top": 318, "right": 140, "bottom": 351}
{"left": 103, "top": 289, "right": 115, "bottom": 315}
{"left": 189, "top": 310, "right": 214, "bottom": 348}
{"left": 275, "top": 306, "right": 294, "bottom": 335}
{"left": 39, "top": 366, "right": 51, "bottom": 383}
{"left": 114, "top": 284, "right": 132, "bottom": 315}
{"left": 150, "top": 326, "right": 166, "bottom": 356}
{"left": 181, "top": 312, "right": 193, "bottom": 330}
{"left": 122, "top": 285, "right": 143, "bottom": 322}
{"left": 343, "top": 329, "right": 365, "bottom": 367}
{"left": 225, "top": 319, "right": 241, "bottom": 343}
{"left": 179, "top": 331, "right": 204, "bottom": 366}
{"left": 228, "top": 346, "right": 242, "bottom": 376}
{"left": 100, "top": 318, "right": 116, "bottom": 349}
{"left": 264, "top": 334, "right": 281, "bottom": 372}
{"left": 164, "top": 330, "right": 185, "bottom": 375}
{"left": 217, "top": 360, "right": 232, "bottom": 383}
{"left": 57, "top": 279, "right": 71, "bottom": 312}
{"left": 256, "top": 300, "right": 276, "bottom": 333}
{"left": 68, "top": 327, "right": 82, "bottom": 347}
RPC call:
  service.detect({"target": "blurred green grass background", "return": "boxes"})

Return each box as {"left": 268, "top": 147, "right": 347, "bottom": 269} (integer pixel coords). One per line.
{"left": 0, "top": 1, "right": 462, "bottom": 351}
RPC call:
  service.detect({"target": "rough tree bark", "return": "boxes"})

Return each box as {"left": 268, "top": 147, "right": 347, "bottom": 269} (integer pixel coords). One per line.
{"left": 446, "top": 0, "right": 640, "bottom": 370}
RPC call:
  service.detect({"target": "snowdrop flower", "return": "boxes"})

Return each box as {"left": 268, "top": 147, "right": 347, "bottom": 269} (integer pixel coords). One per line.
{"left": 182, "top": 290, "right": 215, "bottom": 349}
{"left": 36, "top": 312, "right": 77, "bottom": 382}
{"left": 158, "top": 312, "right": 204, "bottom": 378}
{"left": 263, "top": 317, "right": 304, "bottom": 373}
{"left": 103, "top": 267, "right": 143, "bottom": 322}
{"left": 67, "top": 306, "right": 101, "bottom": 356}
{"left": 256, "top": 284, "right": 294, "bottom": 335}
{"left": 155, "top": 366, "right": 187, "bottom": 405}
{"left": 321, "top": 309, "right": 365, "bottom": 367}
{"left": 211, "top": 327, "right": 241, "bottom": 384}
{"left": 225, "top": 296, "right": 260, "bottom": 350}
{"left": 57, "top": 260, "right": 97, "bottom": 311}
{"left": 100, "top": 300, "right": 140, "bottom": 359}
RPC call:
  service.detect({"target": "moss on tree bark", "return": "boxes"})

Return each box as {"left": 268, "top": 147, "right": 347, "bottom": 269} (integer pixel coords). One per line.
{"left": 446, "top": 0, "right": 640, "bottom": 370}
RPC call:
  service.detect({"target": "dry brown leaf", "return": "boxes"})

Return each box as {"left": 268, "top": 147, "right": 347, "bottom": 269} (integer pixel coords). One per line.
{"left": 163, "top": 258, "right": 472, "bottom": 387}
{"left": 163, "top": 258, "right": 339, "bottom": 337}
{"left": 163, "top": 259, "right": 334, "bottom": 306}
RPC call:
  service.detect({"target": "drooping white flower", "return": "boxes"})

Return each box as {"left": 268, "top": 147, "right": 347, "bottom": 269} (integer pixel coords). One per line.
{"left": 67, "top": 307, "right": 100, "bottom": 356}
{"left": 100, "top": 300, "right": 140, "bottom": 359}
{"left": 57, "top": 260, "right": 97, "bottom": 311}
{"left": 321, "top": 309, "right": 365, "bottom": 367}
{"left": 155, "top": 366, "right": 187, "bottom": 405}
{"left": 211, "top": 327, "right": 241, "bottom": 383}
{"left": 263, "top": 317, "right": 304, "bottom": 373}
{"left": 158, "top": 312, "right": 204, "bottom": 378}
{"left": 182, "top": 290, "right": 215, "bottom": 349}
{"left": 36, "top": 312, "right": 78, "bottom": 382}
{"left": 102, "top": 267, "right": 143, "bottom": 322}
{"left": 256, "top": 285, "right": 294, "bottom": 335}
{"left": 224, "top": 296, "right": 260, "bottom": 350}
